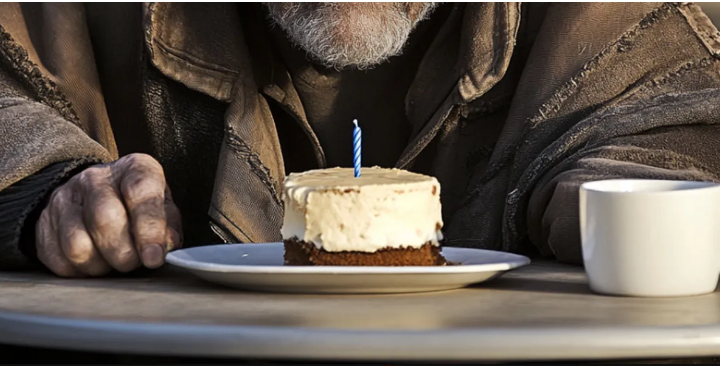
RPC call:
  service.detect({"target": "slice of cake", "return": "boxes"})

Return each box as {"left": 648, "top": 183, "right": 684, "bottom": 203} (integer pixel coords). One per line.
{"left": 281, "top": 167, "right": 445, "bottom": 266}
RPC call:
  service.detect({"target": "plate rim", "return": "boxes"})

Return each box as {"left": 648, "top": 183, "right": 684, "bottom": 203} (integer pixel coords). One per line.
{"left": 165, "top": 243, "right": 531, "bottom": 274}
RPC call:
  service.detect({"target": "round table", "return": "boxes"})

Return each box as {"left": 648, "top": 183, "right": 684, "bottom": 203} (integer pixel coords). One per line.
{"left": 1, "top": 261, "right": 720, "bottom": 362}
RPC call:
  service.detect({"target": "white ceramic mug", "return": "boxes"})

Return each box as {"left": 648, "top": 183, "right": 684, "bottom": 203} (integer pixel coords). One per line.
{"left": 580, "top": 179, "right": 720, "bottom": 297}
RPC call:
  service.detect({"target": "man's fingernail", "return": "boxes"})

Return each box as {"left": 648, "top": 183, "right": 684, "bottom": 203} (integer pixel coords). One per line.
{"left": 142, "top": 245, "right": 164, "bottom": 268}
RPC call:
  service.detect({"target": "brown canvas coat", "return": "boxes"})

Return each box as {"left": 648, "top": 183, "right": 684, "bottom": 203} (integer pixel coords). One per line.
{"left": 1, "top": 3, "right": 720, "bottom": 269}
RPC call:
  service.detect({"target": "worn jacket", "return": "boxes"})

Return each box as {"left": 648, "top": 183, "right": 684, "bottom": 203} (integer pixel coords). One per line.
{"left": 1, "top": 3, "right": 720, "bottom": 269}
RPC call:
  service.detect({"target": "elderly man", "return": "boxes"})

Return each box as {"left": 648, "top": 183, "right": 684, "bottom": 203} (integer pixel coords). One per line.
{"left": 0, "top": 3, "right": 719, "bottom": 277}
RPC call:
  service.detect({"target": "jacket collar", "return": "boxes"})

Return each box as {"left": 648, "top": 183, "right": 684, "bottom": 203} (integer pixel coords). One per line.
{"left": 143, "top": 2, "right": 247, "bottom": 102}
{"left": 400, "top": 2, "right": 520, "bottom": 167}
{"left": 143, "top": 2, "right": 520, "bottom": 164}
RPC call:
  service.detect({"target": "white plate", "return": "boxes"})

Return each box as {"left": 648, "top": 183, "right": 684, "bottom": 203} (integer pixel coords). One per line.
{"left": 166, "top": 243, "right": 531, "bottom": 294}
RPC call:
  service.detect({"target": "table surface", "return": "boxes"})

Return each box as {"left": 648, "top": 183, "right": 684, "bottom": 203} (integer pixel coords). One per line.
{"left": 1, "top": 261, "right": 720, "bottom": 362}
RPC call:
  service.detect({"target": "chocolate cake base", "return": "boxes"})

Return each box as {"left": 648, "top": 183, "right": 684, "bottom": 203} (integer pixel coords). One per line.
{"left": 284, "top": 239, "right": 446, "bottom": 266}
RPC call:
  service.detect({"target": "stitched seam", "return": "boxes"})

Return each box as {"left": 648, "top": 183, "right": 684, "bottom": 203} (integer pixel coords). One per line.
{"left": 397, "top": 103, "right": 457, "bottom": 169}
{"left": 262, "top": 90, "right": 326, "bottom": 167}
{"left": 0, "top": 24, "right": 81, "bottom": 128}
{"left": 143, "top": 2, "right": 158, "bottom": 61}
{"left": 589, "top": 146, "right": 717, "bottom": 178}
{"left": 636, "top": 56, "right": 715, "bottom": 94}
{"left": 144, "top": 3, "right": 239, "bottom": 78}
{"left": 678, "top": 3, "right": 720, "bottom": 57}
{"left": 465, "top": 3, "right": 679, "bottom": 200}
{"left": 399, "top": 3, "right": 519, "bottom": 169}
{"left": 224, "top": 127, "right": 283, "bottom": 207}
{"left": 461, "top": 91, "right": 514, "bottom": 118}
{"left": 511, "top": 91, "right": 720, "bottom": 196}
{"left": 154, "top": 40, "right": 239, "bottom": 76}
{"left": 528, "top": 3, "right": 678, "bottom": 128}
{"left": 493, "top": 3, "right": 679, "bottom": 177}
{"left": 209, "top": 204, "right": 252, "bottom": 242}
{"left": 501, "top": 88, "right": 720, "bottom": 250}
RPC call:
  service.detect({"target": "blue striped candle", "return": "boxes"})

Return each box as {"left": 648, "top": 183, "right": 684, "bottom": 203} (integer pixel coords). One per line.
{"left": 353, "top": 119, "right": 361, "bottom": 177}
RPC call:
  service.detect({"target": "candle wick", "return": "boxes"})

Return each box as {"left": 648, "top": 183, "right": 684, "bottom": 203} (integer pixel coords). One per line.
{"left": 353, "top": 119, "right": 359, "bottom": 127}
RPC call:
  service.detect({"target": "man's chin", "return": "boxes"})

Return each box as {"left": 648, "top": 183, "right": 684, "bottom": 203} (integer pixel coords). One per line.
{"left": 265, "top": 2, "right": 438, "bottom": 70}
{"left": 303, "top": 45, "right": 403, "bottom": 71}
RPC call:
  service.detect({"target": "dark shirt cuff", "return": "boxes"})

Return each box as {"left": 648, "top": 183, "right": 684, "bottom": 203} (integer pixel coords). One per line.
{"left": 0, "top": 158, "right": 100, "bottom": 270}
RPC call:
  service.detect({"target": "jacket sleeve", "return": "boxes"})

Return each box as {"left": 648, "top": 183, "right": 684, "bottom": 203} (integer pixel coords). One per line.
{"left": 443, "top": 3, "right": 720, "bottom": 263}
{"left": 0, "top": 62, "right": 112, "bottom": 270}
{"left": 503, "top": 3, "right": 720, "bottom": 265}
{"left": 527, "top": 100, "right": 720, "bottom": 265}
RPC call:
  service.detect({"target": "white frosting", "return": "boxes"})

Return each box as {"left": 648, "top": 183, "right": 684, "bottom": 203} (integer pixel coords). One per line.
{"left": 280, "top": 167, "right": 443, "bottom": 253}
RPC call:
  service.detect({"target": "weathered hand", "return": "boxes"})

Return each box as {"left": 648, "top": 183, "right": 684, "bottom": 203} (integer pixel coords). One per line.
{"left": 36, "top": 153, "right": 182, "bottom": 277}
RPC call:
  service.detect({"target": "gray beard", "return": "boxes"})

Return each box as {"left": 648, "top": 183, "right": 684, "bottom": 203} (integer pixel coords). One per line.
{"left": 265, "top": 3, "right": 437, "bottom": 70}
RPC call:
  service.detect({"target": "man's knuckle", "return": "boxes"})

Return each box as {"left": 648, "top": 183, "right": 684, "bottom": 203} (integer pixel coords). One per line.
{"left": 137, "top": 217, "right": 166, "bottom": 235}
{"left": 90, "top": 199, "right": 127, "bottom": 228}
{"left": 62, "top": 239, "right": 91, "bottom": 263}
{"left": 121, "top": 154, "right": 141, "bottom": 168}
{"left": 133, "top": 218, "right": 166, "bottom": 245}
{"left": 76, "top": 166, "right": 109, "bottom": 188}
{"left": 124, "top": 177, "right": 165, "bottom": 204}
{"left": 48, "top": 187, "right": 62, "bottom": 203}
{"left": 124, "top": 174, "right": 161, "bottom": 192}
{"left": 124, "top": 153, "right": 163, "bottom": 172}
{"left": 78, "top": 166, "right": 106, "bottom": 180}
{"left": 49, "top": 185, "right": 72, "bottom": 206}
